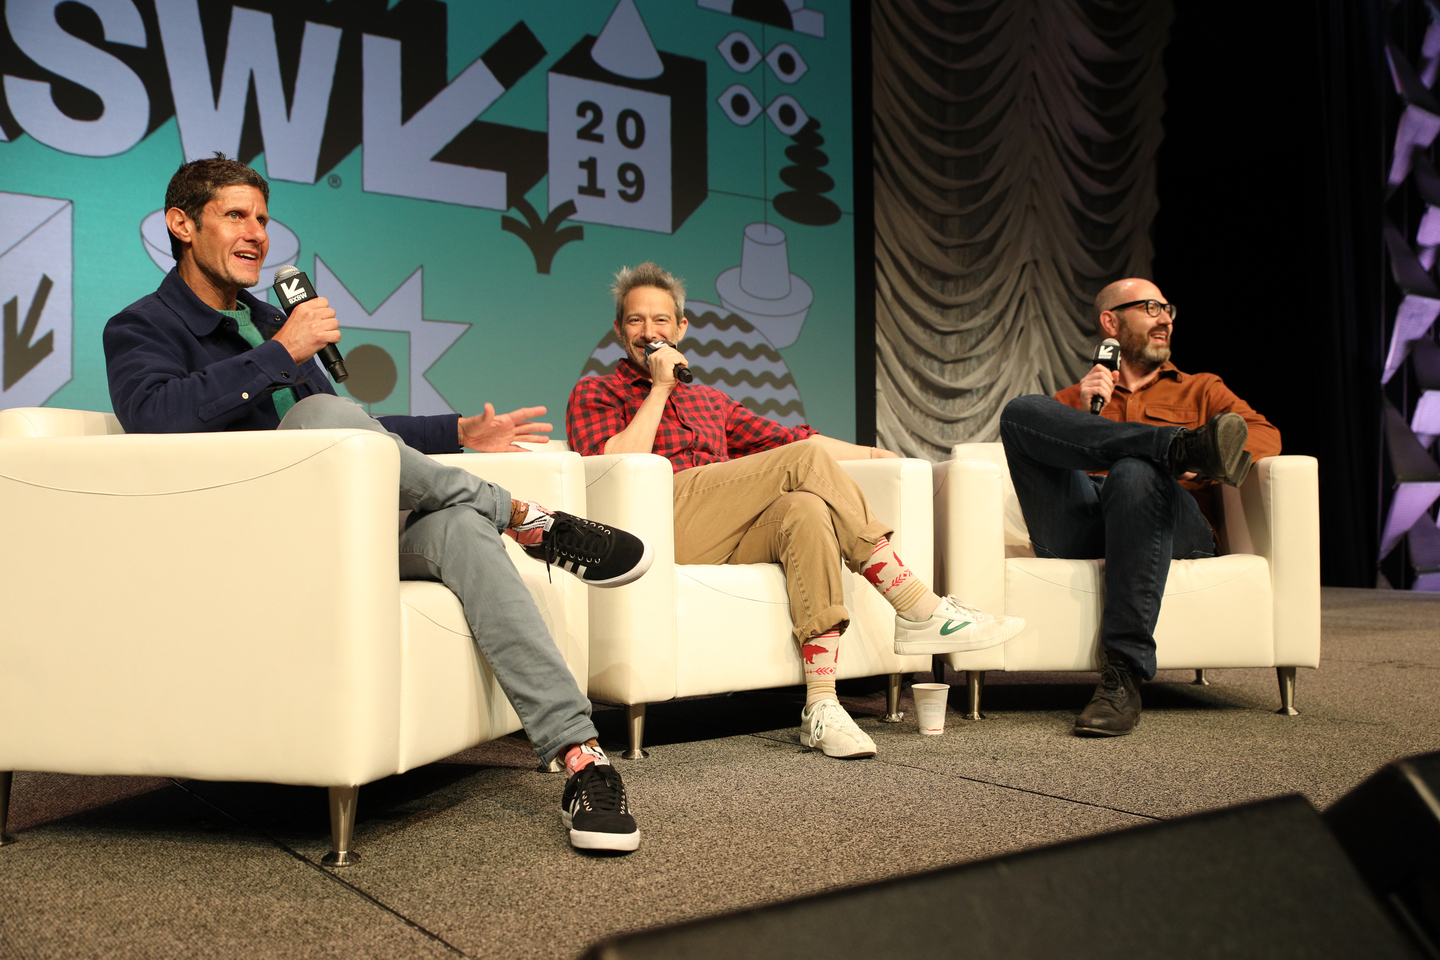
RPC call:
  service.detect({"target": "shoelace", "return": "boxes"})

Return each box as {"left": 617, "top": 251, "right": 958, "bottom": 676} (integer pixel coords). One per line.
{"left": 807, "top": 703, "right": 849, "bottom": 741}
{"left": 943, "top": 596, "right": 988, "bottom": 621}
{"left": 1093, "top": 664, "right": 1131, "bottom": 706}
{"left": 539, "top": 517, "right": 610, "bottom": 565}
{"left": 575, "top": 765, "right": 625, "bottom": 812}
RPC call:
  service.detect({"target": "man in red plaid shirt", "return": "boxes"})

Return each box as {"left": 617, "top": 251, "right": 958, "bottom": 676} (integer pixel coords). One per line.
{"left": 567, "top": 262, "right": 1023, "bottom": 759}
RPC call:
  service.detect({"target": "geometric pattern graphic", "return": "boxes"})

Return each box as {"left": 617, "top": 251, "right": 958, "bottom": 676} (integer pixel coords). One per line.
{"left": 1381, "top": 15, "right": 1440, "bottom": 591}
{"left": 0, "top": 192, "right": 71, "bottom": 407}
{"left": 312, "top": 257, "right": 469, "bottom": 416}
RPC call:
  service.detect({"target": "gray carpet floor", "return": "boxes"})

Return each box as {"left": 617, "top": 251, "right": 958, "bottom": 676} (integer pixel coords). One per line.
{"left": 3, "top": 586, "right": 1437, "bottom": 959}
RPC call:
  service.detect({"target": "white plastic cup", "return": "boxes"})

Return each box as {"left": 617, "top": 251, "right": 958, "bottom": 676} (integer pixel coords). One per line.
{"left": 913, "top": 682, "right": 950, "bottom": 735}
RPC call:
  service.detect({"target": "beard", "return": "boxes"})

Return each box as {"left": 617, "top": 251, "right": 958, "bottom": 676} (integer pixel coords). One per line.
{"left": 1117, "top": 316, "right": 1171, "bottom": 371}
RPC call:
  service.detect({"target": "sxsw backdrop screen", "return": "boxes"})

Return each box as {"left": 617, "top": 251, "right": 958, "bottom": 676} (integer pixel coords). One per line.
{"left": 0, "top": 0, "right": 857, "bottom": 440}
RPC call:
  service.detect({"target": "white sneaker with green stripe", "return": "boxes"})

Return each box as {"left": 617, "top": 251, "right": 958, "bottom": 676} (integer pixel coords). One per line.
{"left": 893, "top": 596, "right": 1025, "bottom": 655}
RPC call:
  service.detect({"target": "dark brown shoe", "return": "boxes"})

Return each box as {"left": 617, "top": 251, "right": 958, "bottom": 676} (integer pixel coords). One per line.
{"left": 1074, "top": 661, "right": 1142, "bottom": 736}
{"left": 1168, "top": 412, "right": 1251, "bottom": 486}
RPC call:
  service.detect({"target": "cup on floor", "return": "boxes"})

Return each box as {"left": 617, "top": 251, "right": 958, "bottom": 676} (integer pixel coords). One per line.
{"left": 913, "top": 683, "right": 950, "bottom": 735}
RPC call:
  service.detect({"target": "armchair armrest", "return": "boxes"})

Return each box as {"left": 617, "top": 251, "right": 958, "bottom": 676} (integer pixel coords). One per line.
{"left": 934, "top": 457, "right": 1008, "bottom": 614}
{"left": 579, "top": 454, "right": 679, "bottom": 704}
{"left": 839, "top": 458, "right": 935, "bottom": 582}
{"left": 0, "top": 429, "right": 404, "bottom": 786}
{"left": 430, "top": 451, "right": 588, "bottom": 569}
{"left": 0, "top": 406, "right": 124, "bottom": 438}
{"left": 1219, "top": 455, "right": 1320, "bottom": 667}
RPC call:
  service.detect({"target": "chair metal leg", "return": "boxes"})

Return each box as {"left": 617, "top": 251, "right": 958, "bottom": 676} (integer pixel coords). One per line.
{"left": 1276, "top": 666, "right": 1299, "bottom": 716}
{"left": 1192, "top": 669, "right": 1210, "bottom": 685}
{"left": 882, "top": 673, "right": 904, "bottom": 722}
{"left": 0, "top": 771, "right": 15, "bottom": 846}
{"left": 623, "top": 703, "right": 649, "bottom": 759}
{"left": 321, "top": 786, "right": 360, "bottom": 867}
{"left": 963, "top": 670, "right": 986, "bottom": 721}
{"left": 932, "top": 655, "right": 947, "bottom": 685}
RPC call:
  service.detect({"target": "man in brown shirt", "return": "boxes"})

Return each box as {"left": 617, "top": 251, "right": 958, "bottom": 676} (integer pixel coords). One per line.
{"left": 999, "top": 278, "right": 1281, "bottom": 736}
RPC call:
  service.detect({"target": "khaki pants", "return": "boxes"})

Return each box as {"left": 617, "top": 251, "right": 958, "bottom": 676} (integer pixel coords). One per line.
{"left": 671, "top": 439, "right": 892, "bottom": 644}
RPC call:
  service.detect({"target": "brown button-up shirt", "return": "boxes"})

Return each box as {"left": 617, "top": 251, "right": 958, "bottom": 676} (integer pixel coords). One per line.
{"left": 1053, "top": 361, "right": 1282, "bottom": 530}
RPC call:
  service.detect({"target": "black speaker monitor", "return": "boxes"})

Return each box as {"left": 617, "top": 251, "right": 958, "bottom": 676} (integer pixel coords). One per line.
{"left": 583, "top": 796, "right": 1415, "bottom": 960}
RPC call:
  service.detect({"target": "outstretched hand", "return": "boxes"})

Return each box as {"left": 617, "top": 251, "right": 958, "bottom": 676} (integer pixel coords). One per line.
{"left": 458, "top": 404, "right": 553, "bottom": 452}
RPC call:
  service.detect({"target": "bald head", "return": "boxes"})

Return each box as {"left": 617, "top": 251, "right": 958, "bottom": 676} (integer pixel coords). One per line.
{"left": 1093, "top": 278, "right": 1164, "bottom": 331}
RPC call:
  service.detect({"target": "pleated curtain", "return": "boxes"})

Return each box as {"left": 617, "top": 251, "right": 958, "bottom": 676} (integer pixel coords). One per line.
{"left": 872, "top": 0, "right": 1173, "bottom": 458}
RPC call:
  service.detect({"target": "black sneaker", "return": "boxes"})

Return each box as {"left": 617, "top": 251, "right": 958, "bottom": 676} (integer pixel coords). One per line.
{"left": 561, "top": 757, "right": 640, "bottom": 852}
{"left": 1168, "top": 412, "right": 1252, "bottom": 486}
{"left": 522, "top": 511, "right": 653, "bottom": 587}
{"left": 1074, "top": 658, "right": 1142, "bottom": 736}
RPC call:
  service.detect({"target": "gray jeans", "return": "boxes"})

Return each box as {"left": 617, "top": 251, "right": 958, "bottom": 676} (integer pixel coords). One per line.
{"left": 279, "top": 394, "right": 596, "bottom": 764}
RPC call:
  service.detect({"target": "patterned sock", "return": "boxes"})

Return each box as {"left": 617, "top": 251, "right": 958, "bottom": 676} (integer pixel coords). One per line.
{"left": 508, "top": 500, "right": 553, "bottom": 547}
{"left": 562, "top": 741, "right": 610, "bottom": 777}
{"left": 801, "top": 628, "right": 842, "bottom": 709}
{"left": 863, "top": 536, "right": 941, "bottom": 622}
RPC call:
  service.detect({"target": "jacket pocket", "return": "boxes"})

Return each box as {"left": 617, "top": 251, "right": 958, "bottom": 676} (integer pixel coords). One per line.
{"left": 1142, "top": 404, "right": 1198, "bottom": 426}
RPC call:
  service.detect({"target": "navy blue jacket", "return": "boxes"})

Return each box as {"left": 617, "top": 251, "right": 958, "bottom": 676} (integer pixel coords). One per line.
{"left": 104, "top": 269, "right": 460, "bottom": 453}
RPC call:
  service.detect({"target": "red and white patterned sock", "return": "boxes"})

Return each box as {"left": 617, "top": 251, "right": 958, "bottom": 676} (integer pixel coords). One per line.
{"left": 507, "top": 500, "right": 553, "bottom": 547}
{"left": 801, "top": 628, "right": 842, "bottom": 709}
{"left": 863, "top": 536, "right": 941, "bottom": 621}
{"left": 562, "top": 741, "right": 610, "bottom": 776}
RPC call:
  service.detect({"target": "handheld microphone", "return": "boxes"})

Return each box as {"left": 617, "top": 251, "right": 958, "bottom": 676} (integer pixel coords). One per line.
{"left": 272, "top": 265, "right": 348, "bottom": 383}
{"left": 645, "top": 339, "right": 693, "bottom": 383}
{"left": 1090, "top": 337, "right": 1120, "bottom": 415}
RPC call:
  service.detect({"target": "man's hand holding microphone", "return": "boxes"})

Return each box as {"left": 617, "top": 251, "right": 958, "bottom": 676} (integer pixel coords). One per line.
{"left": 1079, "top": 338, "right": 1120, "bottom": 415}
{"left": 644, "top": 339, "right": 692, "bottom": 386}
{"left": 272, "top": 265, "right": 347, "bottom": 381}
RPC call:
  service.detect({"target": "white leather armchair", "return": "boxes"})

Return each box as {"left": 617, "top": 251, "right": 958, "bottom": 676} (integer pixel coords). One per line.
{"left": 934, "top": 443, "right": 1321, "bottom": 717}
{"left": 0, "top": 407, "right": 588, "bottom": 864}
{"left": 579, "top": 452, "right": 936, "bottom": 757}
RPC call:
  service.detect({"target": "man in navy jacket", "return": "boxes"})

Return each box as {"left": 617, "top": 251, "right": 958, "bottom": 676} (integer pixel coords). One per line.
{"left": 103, "top": 154, "right": 647, "bottom": 853}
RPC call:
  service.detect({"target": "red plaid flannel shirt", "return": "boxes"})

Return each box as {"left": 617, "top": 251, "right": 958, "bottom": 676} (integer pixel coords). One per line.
{"left": 566, "top": 363, "right": 816, "bottom": 472}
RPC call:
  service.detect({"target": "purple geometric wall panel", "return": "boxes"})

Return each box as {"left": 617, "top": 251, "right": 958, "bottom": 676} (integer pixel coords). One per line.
{"left": 1380, "top": 482, "right": 1440, "bottom": 560}
{"left": 1382, "top": 19, "right": 1440, "bottom": 589}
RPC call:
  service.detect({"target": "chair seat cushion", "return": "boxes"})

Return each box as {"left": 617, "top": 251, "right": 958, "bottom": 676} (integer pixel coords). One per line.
{"left": 673, "top": 564, "right": 929, "bottom": 698}
{"left": 990, "top": 553, "right": 1275, "bottom": 672}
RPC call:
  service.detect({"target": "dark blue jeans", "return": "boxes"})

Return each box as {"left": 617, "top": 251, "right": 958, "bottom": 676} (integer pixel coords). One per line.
{"left": 998, "top": 395, "right": 1215, "bottom": 680}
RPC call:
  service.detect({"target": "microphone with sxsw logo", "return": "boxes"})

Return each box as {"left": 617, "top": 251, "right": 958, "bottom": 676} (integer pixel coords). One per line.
{"left": 272, "top": 265, "right": 349, "bottom": 383}
{"left": 645, "top": 339, "right": 693, "bottom": 383}
{"left": 1090, "top": 337, "right": 1120, "bottom": 415}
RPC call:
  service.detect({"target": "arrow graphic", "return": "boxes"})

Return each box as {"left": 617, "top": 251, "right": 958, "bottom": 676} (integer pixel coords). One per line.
{"left": 4, "top": 274, "right": 54, "bottom": 391}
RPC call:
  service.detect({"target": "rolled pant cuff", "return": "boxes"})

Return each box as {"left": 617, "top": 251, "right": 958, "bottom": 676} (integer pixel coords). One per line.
{"left": 535, "top": 718, "right": 602, "bottom": 767}
{"left": 795, "top": 604, "right": 852, "bottom": 646}
{"left": 845, "top": 521, "right": 895, "bottom": 571}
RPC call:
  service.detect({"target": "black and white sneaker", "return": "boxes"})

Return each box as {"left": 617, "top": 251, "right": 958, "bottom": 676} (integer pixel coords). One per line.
{"left": 561, "top": 750, "right": 640, "bottom": 852}
{"left": 521, "top": 511, "right": 653, "bottom": 588}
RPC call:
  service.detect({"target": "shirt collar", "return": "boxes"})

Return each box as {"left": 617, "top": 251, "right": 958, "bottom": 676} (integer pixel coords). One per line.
{"left": 158, "top": 268, "right": 270, "bottom": 338}
{"left": 1117, "top": 359, "right": 1185, "bottom": 394}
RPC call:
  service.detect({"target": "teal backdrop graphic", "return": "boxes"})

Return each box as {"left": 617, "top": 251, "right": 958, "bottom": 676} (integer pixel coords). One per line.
{"left": 0, "top": 0, "right": 856, "bottom": 441}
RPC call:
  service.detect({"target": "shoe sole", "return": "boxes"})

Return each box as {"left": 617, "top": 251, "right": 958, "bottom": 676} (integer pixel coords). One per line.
{"left": 802, "top": 739, "right": 876, "bottom": 759}
{"left": 1073, "top": 716, "right": 1140, "bottom": 737}
{"left": 569, "top": 827, "right": 641, "bottom": 851}
{"left": 581, "top": 536, "right": 655, "bottom": 588}
{"left": 893, "top": 616, "right": 1025, "bottom": 656}
{"left": 562, "top": 812, "right": 641, "bottom": 852}
{"left": 1209, "top": 414, "right": 1251, "bottom": 486}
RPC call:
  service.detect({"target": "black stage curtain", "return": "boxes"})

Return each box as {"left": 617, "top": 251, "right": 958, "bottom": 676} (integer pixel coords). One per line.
{"left": 1153, "top": 0, "right": 1388, "bottom": 588}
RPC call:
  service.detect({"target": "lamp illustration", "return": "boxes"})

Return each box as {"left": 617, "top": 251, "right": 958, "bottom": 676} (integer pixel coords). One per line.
{"left": 715, "top": 222, "right": 813, "bottom": 349}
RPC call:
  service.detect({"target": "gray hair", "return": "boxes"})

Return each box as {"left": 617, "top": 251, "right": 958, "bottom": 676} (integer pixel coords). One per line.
{"left": 611, "top": 262, "right": 686, "bottom": 322}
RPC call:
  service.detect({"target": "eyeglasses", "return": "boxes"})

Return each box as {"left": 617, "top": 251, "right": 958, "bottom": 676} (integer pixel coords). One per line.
{"left": 1110, "top": 299, "right": 1177, "bottom": 320}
